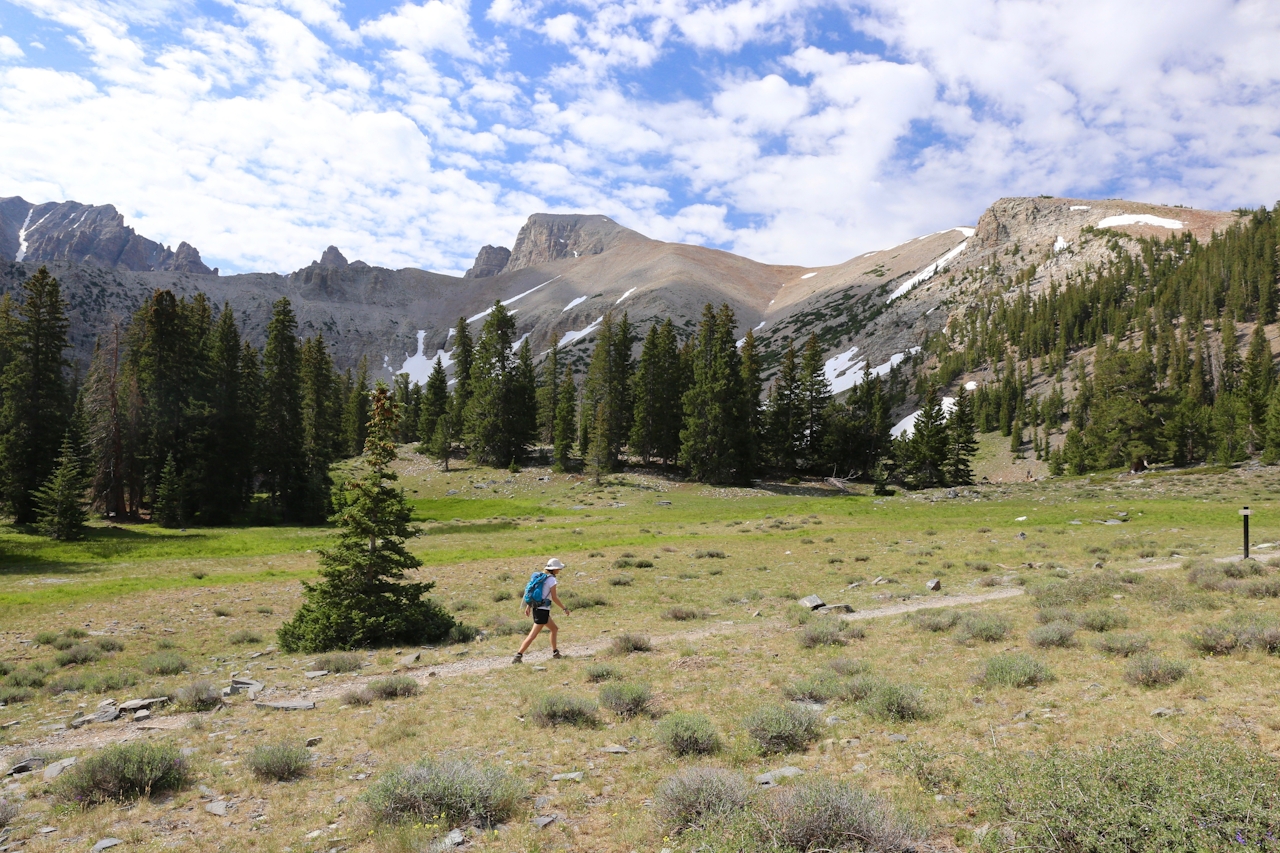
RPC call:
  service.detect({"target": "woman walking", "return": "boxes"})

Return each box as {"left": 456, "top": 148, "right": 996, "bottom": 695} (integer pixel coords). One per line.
{"left": 512, "top": 558, "right": 571, "bottom": 663}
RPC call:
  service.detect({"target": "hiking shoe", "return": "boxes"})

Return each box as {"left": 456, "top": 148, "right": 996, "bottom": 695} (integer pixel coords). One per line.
{"left": 552, "top": 650, "right": 562, "bottom": 659}
{"left": 511, "top": 653, "right": 523, "bottom": 664}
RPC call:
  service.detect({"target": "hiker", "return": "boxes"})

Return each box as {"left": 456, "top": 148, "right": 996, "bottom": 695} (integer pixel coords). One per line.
{"left": 512, "top": 558, "right": 571, "bottom": 664}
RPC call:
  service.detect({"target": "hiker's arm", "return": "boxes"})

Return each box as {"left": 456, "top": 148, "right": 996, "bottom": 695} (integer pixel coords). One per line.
{"left": 550, "top": 587, "right": 570, "bottom": 614}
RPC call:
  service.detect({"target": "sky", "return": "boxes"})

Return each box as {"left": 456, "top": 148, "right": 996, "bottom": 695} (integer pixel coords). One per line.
{"left": 0, "top": 0, "right": 1277, "bottom": 276}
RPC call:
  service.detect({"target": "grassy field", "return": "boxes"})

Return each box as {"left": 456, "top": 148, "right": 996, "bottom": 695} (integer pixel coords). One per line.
{"left": 2, "top": 453, "right": 1280, "bottom": 852}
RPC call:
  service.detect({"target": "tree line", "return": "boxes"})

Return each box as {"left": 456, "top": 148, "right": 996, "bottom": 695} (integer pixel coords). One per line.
{"left": 927, "top": 204, "right": 1280, "bottom": 472}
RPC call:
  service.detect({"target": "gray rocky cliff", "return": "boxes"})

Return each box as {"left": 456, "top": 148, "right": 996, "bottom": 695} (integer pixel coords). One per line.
{"left": 463, "top": 245, "right": 510, "bottom": 279}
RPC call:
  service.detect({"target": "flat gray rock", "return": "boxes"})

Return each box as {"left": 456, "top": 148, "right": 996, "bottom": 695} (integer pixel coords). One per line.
{"left": 42, "top": 757, "right": 76, "bottom": 781}
{"left": 119, "top": 697, "right": 168, "bottom": 711}
{"left": 133, "top": 710, "right": 150, "bottom": 721}
{"left": 817, "top": 604, "right": 853, "bottom": 614}
{"left": 304, "top": 670, "right": 329, "bottom": 679}
{"left": 888, "top": 733, "right": 908, "bottom": 743}
{"left": 71, "top": 706, "right": 120, "bottom": 727}
{"left": 798, "top": 595, "right": 825, "bottom": 610}
{"left": 6, "top": 756, "right": 45, "bottom": 775}
{"left": 599, "top": 745, "right": 629, "bottom": 754}
{"left": 1151, "top": 707, "right": 1181, "bottom": 717}
{"left": 254, "top": 700, "right": 315, "bottom": 711}
{"left": 532, "top": 814, "right": 558, "bottom": 829}
{"left": 755, "top": 767, "right": 804, "bottom": 787}
{"left": 435, "top": 828, "right": 465, "bottom": 849}
{"left": 306, "top": 736, "right": 322, "bottom": 747}
{"left": 91, "top": 839, "right": 124, "bottom": 852}
{"left": 551, "top": 772, "right": 584, "bottom": 782}
{"left": 925, "top": 579, "right": 942, "bottom": 591}
{"left": 398, "top": 651, "right": 421, "bottom": 668}
{"left": 205, "top": 801, "right": 229, "bottom": 816}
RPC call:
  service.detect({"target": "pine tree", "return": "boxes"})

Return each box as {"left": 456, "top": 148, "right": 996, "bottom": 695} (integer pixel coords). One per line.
{"left": 277, "top": 382, "right": 454, "bottom": 652}
{"left": 904, "top": 387, "right": 947, "bottom": 488}
{"left": 1242, "top": 323, "right": 1274, "bottom": 448}
{"left": 587, "top": 399, "right": 611, "bottom": 486}
{"left": 764, "top": 342, "right": 801, "bottom": 470}
{"left": 944, "top": 386, "right": 977, "bottom": 486}
{"left": 83, "top": 327, "right": 128, "bottom": 519}
{"left": 258, "top": 298, "right": 308, "bottom": 521}
{"left": 798, "top": 334, "right": 831, "bottom": 464}
{"left": 554, "top": 364, "right": 576, "bottom": 472}
{"left": 450, "top": 318, "right": 474, "bottom": 420}
{"left": 33, "top": 434, "right": 88, "bottom": 540}
{"left": 580, "top": 314, "right": 616, "bottom": 470}
{"left": 154, "top": 453, "right": 182, "bottom": 528}
{"left": 237, "top": 341, "right": 263, "bottom": 506}
{"left": 0, "top": 267, "right": 71, "bottom": 523}
{"left": 192, "top": 305, "right": 248, "bottom": 523}
{"left": 680, "top": 304, "right": 751, "bottom": 483}
{"left": 416, "top": 356, "right": 449, "bottom": 453}
{"left": 1264, "top": 383, "right": 1280, "bottom": 464}
{"left": 653, "top": 319, "right": 684, "bottom": 466}
{"left": 536, "top": 335, "right": 562, "bottom": 446}
{"left": 630, "top": 323, "right": 663, "bottom": 463}
{"left": 740, "top": 328, "right": 763, "bottom": 443}
{"left": 465, "top": 302, "right": 532, "bottom": 467}
{"left": 299, "top": 335, "right": 341, "bottom": 523}
{"left": 341, "top": 356, "right": 371, "bottom": 457}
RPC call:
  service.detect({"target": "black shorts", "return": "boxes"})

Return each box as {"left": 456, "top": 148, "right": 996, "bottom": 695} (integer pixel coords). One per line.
{"left": 533, "top": 608, "right": 551, "bottom": 625}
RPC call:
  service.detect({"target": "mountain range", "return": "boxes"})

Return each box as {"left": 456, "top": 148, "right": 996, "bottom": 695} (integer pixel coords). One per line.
{"left": 0, "top": 193, "right": 1242, "bottom": 408}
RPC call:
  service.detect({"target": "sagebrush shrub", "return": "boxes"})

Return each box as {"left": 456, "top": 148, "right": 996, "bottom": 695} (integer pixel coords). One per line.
{"left": 1096, "top": 633, "right": 1150, "bottom": 657}
{"left": 967, "top": 735, "right": 1280, "bottom": 850}
{"left": 246, "top": 741, "right": 311, "bottom": 781}
{"left": 363, "top": 759, "right": 526, "bottom": 828}
{"left": 342, "top": 688, "right": 374, "bottom": 706}
{"left": 800, "top": 617, "right": 849, "bottom": 648}
{"left": 600, "top": 682, "right": 653, "bottom": 718}
{"left": 664, "top": 606, "right": 703, "bottom": 621}
{"left": 0, "top": 796, "right": 16, "bottom": 827}
{"left": 608, "top": 575, "right": 633, "bottom": 586}
{"left": 141, "top": 651, "right": 188, "bottom": 676}
{"left": 846, "top": 674, "right": 886, "bottom": 702}
{"left": 55, "top": 644, "right": 101, "bottom": 667}
{"left": 770, "top": 778, "right": 924, "bottom": 853}
{"left": 315, "top": 652, "right": 362, "bottom": 673}
{"left": 981, "top": 653, "right": 1054, "bottom": 688}
{"left": 956, "top": 612, "right": 1011, "bottom": 643}
{"left": 228, "top": 629, "right": 261, "bottom": 645}
{"left": 913, "top": 609, "right": 960, "bottom": 632}
{"left": 1224, "top": 558, "right": 1265, "bottom": 579}
{"left": 656, "top": 712, "right": 721, "bottom": 756}
{"left": 1035, "top": 607, "right": 1077, "bottom": 625}
{"left": 655, "top": 768, "right": 749, "bottom": 832}
{"left": 827, "top": 657, "right": 870, "bottom": 676}
{"left": 1079, "top": 608, "right": 1129, "bottom": 632}
{"left": 1125, "top": 655, "right": 1188, "bottom": 687}
{"left": 95, "top": 637, "right": 125, "bottom": 652}
{"left": 6, "top": 667, "right": 45, "bottom": 688}
{"left": 865, "top": 683, "right": 931, "bottom": 722}
{"left": 1186, "top": 625, "right": 1238, "bottom": 655}
{"left": 783, "top": 672, "right": 848, "bottom": 703}
{"left": 531, "top": 694, "right": 600, "bottom": 728}
{"left": 611, "top": 633, "right": 651, "bottom": 655}
{"left": 1244, "top": 578, "right": 1280, "bottom": 598}
{"left": 33, "top": 630, "right": 58, "bottom": 645}
{"left": 55, "top": 741, "right": 189, "bottom": 806}
{"left": 0, "top": 686, "right": 33, "bottom": 704}
{"left": 368, "top": 676, "right": 420, "bottom": 699}
{"left": 174, "top": 680, "right": 221, "bottom": 712}
{"left": 584, "top": 663, "right": 620, "bottom": 683}
{"left": 743, "top": 704, "right": 821, "bottom": 754}
{"left": 1029, "top": 620, "right": 1077, "bottom": 648}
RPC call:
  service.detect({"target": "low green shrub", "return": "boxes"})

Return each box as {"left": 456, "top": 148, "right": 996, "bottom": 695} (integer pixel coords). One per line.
{"left": 94, "top": 637, "right": 125, "bottom": 652}
{"left": 599, "top": 682, "right": 653, "bottom": 719}
{"left": 611, "top": 633, "right": 651, "bottom": 655}
{"left": 663, "top": 606, "right": 703, "bottom": 621}
{"left": 1124, "top": 655, "right": 1188, "bottom": 687}
{"left": 65, "top": 627, "right": 88, "bottom": 639}
{"left": 1244, "top": 578, "right": 1280, "bottom": 598}
{"left": 55, "top": 644, "right": 101, "bottom": 667}
{"left": 246, "top": 741, "right": 311, "bottom": 781}
{"left": 256, "top": 606, "right": 273, "bottom": 614}
{"left": 1029, "top": 620, "right": 1077, "bottom": 648}
{"left": 608, "top": 574, "right": 633, "bottom": 586}
{"left": 342, "top": 688, "right": 374, "bottom": 706}
{"left": 1035, "top": 607, "right": 1077, "bottom": 624}
{"left": 743, "top": 703, "right": 821, "bottom": 754}
{"left": 584, "top": 663, "right": 620, "bottom": 683}
{"left": 51, "top": 635, "right": 77, "bottom": 650}
{"left": 0, "top": 686, "right": 33, "bottom": 704}
{"left": 827, "top": 657, "right": 870, "bottom": 676}
{"left": 863, "top": 682, "right": 930, "bottom": 722}
{"left": 174, "top": 680, "right": 221, "bottom": 711}
{"left": 55, "top": 741, "right": 190, "bottom": 806}
{"left": 981, "top": 653, "right": 1054, "bottom": 688}
{"left": 846, "top": 674, "right": 886, "bottom": 702}
{"left": 0, "top": 796, "right": 16, "bottom": 827}
{"left": 1080, "top": 608, "right": 1129, "bottom": 632}
{"left": 33, "top": 630, "right": 58, "bottom": 645}
{"left": 633, "top": 559, "right": 655, "bottom": 568}
{"left": 0, "top": 661, "right": 10, "bottom": 677}
{"left": 956, "top": 612, "right": 1011, "bottom": 643}
{"left": 655, "top": 768, "right": 749, "bottom": 832}
{"left": 449, "top": 623, "right": 480, "bottom": 643}
{"left": 770, "top": 778, "right": 925, "bottom": 853}
{"left": 799, "top": 617, "right": 850, "bottom": 648}
{"left": 212, "top": 606, "right": 232, "bottom": 617}
{"left": 613, "top": 558, "right": 636, "bottom": 569}
{"left": 6, "top": 667, "right": 45, "bottom": 688}
{"left": 1224, "top": 558, "right": 1265, "bottom": 579}
{"left": 228, "top": 629, "right": 261, "bottom": 645}
{"left": 315, "top": 652, "right": 362, "bottom": 673}
{"left": 912, "top": 609, "right": 960, "bottom": 632}
{"left": 1186, "top": 624, "right": 1238, "bottom": 655}
{"left": 562, "top": 591, "right": 609, "bottom": 609}
{"left": 368, "top": 676, "right": 420, "bottom": 699}
{"left": 694, "top": 550, "right": 726, "bottom": 559}
{"left": 656, "top": 712, "right": 721, "bottom": 756}
{"left": 966, "top": 735, "right": 1280, "bottom": 850}
{"left": 90, "top": 671, "right": 138, "bottom": 693}
{"left": 1096, "top": 632, "right": 1150, "bottom": 657}
{"left": 531, "top": 694, "right": 600, "bottom": 728}
{"left": 486, "top": 617, "right": 531, "bottom": 637}
{"left": 141, "top": 651, "right": 188, "bottom": 676}
{"left": 491, "top": 589, "right": 513, "bottom": 602}
{"left": 363, "top": 758, "right": 526, "bottom": 828}
{"left": 783, "top": 672, "right": 848, "bottom": 703}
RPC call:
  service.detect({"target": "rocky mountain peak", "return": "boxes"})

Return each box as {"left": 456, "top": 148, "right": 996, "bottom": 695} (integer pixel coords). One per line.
{"left": 319, "top": 246, "right": 348, "bottom": 267}
{"left": 503, "top": 213, "right": 642, "bottom": 274}
{"left": 463, "top": 245, "right": 511, "bottom": 279}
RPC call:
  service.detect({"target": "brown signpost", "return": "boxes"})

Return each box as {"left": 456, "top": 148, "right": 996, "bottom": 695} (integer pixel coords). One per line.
{"left": 1241, "top": 506, "right": 1252, "bottom": 559}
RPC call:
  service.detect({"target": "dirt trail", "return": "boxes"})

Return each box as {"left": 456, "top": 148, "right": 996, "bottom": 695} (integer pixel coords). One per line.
{"left": 0, "top": 566, "right": 1184, "bottom": 764}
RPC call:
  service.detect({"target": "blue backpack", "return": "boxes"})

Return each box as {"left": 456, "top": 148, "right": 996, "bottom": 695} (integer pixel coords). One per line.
{"left": 522, "top": 572, "right": 550, "bottom": 607}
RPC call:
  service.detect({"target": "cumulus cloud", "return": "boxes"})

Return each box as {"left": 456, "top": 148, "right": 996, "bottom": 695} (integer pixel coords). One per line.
{"left": 0, "top": 0, "right": 1276, "bottom": 275}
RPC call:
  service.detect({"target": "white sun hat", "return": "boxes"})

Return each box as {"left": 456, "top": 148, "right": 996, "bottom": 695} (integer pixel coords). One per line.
{"left": 545, "top": 558, "right": 565, "bottom": 571}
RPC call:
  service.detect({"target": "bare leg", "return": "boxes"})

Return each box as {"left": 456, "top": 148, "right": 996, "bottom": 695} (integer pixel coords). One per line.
{"left": 517, "top": 623, "right": 543, "bottom": 655}
{"left": 547, "top": 618, "right": 558, "bottom": 652}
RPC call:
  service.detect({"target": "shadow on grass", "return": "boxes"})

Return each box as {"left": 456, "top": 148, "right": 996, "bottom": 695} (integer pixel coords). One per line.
{"left": 754, "top": 481, "right": 854, "bottom": 499}
{"left": 0, "top": 525, "right": 215, "bottom": 576}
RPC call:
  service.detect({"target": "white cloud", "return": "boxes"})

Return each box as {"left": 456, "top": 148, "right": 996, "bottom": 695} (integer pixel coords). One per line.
{"left": 0, "top": 37, "right": 24, "bottom": 60}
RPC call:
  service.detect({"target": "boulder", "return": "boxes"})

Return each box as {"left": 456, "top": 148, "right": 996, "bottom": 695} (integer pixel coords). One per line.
{"left": 532, "top": 814, "right": 558, "bottom": 829}
{"left": 925, "top": 579, "right": 942, "bottom": 591}
{"left": 304, "top": 670, "right": 329, "bottom": 679}
{"left": 205, "top": 800, "right": 229, "bottom": 816}
{"left": 120, "top": 696, "right": 168, "bottom": 711}
{"left": 798, "top": 595, "right": 825, "bottom": 611}
{"left": 755, "top": 766, "right": 804, "bottom": 787}
{"left": 398, "top": 651, "right": 421, "bottom": 668}
{"left": 306, "top": 736, "right": 322, "bottom": 747}
{"left": 43, "top": 757, "right": 77, "bottom": 781}
{"left": 91, "top": 839, "right": 124, "bottom": 852}
{"left": 436, "top": 828, "right": 466, "bottom": 849}
{"left": 817, "top": 604, "right": 853, "bottom": 614}
{"left": 6, "top": 756, "right": 45, "bottom": 775}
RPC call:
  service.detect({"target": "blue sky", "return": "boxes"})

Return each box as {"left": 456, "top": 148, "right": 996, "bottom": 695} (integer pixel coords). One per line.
{"left": 0, "top": 0, "right": 1277, "bottom": 275}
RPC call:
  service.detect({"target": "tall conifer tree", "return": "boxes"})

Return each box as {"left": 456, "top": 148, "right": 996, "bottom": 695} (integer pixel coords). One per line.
{"left": 258, "top": 298, "right": 308, "bottom": 521}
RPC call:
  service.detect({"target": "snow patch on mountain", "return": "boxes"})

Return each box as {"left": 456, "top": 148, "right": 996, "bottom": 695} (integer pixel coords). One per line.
{"left": 396, "top": 330, "right": 454, "bottom": 385}
{"left": 467, "top": 276, "right": 560, "bottom": 323}
{"left": 559, "top": 317, "right": 603, "bottom": 348}
{"left": 887, "top": 241, "right": 968, "bottom": 303}
{"left": 14, "top": 210, "right": 32, "bottom": 262}
{"left": 891, "top": 396, "right": 958, "bottom": 439}
{"left": 1070, "top": 205, "right": 1091, "bottom": 211}
{"left": 615, "top": 287, "right": 637, "bottom": 304}
{"left": 562, "top": 295, "right": 588, "bottom": 312}
{"left": 1053, "top": 235, "right": 1069, "bottom": 253}
{"left": 1098, "top": 214, "right": 1183, "bottom": 229}
{"left": 801, "top": 272, "right": 817, "bottom": 279}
